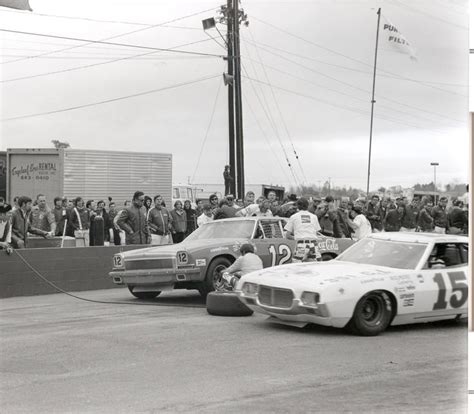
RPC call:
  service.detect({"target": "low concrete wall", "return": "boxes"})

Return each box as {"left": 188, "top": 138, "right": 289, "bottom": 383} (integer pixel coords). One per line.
{"left": 0, "top": 245, "right": 147, "bottom": 298}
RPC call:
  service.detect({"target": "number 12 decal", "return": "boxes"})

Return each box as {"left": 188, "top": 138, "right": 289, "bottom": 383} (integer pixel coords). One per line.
{"left": 269, "top": 244, "right": 292, "bottom": 266}
{"left": 432, "top": 271, "right": 467, "bottom": 310}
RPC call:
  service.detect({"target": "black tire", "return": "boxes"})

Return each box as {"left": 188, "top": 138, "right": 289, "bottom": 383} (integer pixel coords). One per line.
{"left": 206, "top": 291, "right": 253, "bottom": 317}
{"left": 200, "top": 257, "right": 232, "bottom": 297}
{"left": 348, "top": 291, "right": 393, "bottom": 336}
{"left": 128, "top": 285, "right": 161, "bottom": 299}
{"left": 321, "top": 253, "right": 335, "bottom": 261}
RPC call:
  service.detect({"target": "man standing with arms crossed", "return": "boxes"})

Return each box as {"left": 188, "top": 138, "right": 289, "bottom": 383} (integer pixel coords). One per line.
{"left": 284, "top": 197, "right": 322, "bottom": 262}
{"left": 117, "top": 191, "right": 150, "bottom": 245}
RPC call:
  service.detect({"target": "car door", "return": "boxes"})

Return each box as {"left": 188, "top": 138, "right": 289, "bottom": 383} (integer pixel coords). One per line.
{"left": 252, "top": 219, "right": 294, "bottom": 268}
{"left": 412, "top": 242, "right": 468, "bottom": 321}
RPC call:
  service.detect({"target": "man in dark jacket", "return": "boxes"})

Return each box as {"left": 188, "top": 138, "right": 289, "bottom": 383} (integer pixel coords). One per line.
{"left": 364, "top": 195, "right": 383, "bottom": 232}
{"left": 315, "top": 196, "right": 342, "bottom": 238}
{"left": 148, "top": 195, "right": 172, "bottom": 245}
{"left": 336, "top": 197, "right": 353, "bottom": 238}
{"left": 11, "top": 196, "right": 50, "bottom": 248}
{"left": 431, "top": 196, "right": 449, "bottom": 234}
{"left": 117, "top": 191, "right": 150, "bottom": 245}
{"left": 448, "top": 200, "right": 467, "bottom": 234}
{"left": 400, "top": 198, "right": 419, "bottom": 232}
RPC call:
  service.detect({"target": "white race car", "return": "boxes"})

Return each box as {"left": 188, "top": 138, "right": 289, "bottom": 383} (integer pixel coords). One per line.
{"left": 236, "top": 232, "right": 469, "bottom": 336}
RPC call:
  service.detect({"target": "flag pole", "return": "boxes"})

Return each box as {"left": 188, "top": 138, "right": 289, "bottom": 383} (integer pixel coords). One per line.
{"left": 366, "top": 7, "right": 381, "bottom": 198}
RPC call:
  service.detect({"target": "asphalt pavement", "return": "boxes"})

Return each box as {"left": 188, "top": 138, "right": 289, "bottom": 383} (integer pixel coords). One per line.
{"left": 0, "top": 288, "right": 468, "bottom": 413}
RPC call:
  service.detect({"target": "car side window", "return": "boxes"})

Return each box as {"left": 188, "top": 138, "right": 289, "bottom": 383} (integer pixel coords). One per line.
{"left": 259, "top": 220, "right": 283, "bottom": 239}
{"left": 459, "top": 243, "right": 468, "bottom": 264}
{"left": 425, "top": 243, "right": 464, "bottom": 269}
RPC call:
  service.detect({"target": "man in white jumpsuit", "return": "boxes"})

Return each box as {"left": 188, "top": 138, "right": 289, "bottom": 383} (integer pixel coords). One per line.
{"left": 284, "top": 197, "right": 322, "bottom": 262}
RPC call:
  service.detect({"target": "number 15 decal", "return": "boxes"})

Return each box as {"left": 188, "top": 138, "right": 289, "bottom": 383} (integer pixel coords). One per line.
{"left": 432, "top": 271, "right": 468, "bottom": 310}
{"left": 269, "top": 244, "right": 292, "bottom": 266}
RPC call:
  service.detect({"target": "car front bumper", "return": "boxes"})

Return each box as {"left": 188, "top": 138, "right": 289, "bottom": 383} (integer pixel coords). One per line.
{"left": 237, "top": 293, "right": 349, "bottom": 328}
{"left": 109, "top": 267, "right": 202, "bottom": 286}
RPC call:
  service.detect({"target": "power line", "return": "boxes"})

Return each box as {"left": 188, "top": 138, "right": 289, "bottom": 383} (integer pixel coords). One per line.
{"left": 241, "top": 62, "right": 300, "bottom": 188}
{"left": 0, "top": 7, "right": 215, "bottom": 28}
{"left": 392, "top": 0, "right": 468, "bottom": 30}
{"left": 1, "top": 7, "right": 221, "bottom": 65}
{"left": 2, "top": 74, "right": 220, "bottom": 122}
{"left": 241, "top": 54, "right": 462, "bottom": 128}
{"left": 1, "top": 37, "right": 218, "bottom": 83}
{"left": 191, "top": 79, "right": 223, "bottom": 183}
{"left": 242, "top": 40, "right": 465, "bottom": 125}
{"left": 242, "top": 75, "right": 457, "bottom": 135}
{"left": 0, "top": 29, "right": 225, "bottom": 60}
{"left": 250, "top": 15, "right": 466, "bottom": 98}
{"left": 242, "top": 36, "right": 467, "bottom": 88}
{"left": 242, "top": 92, "right": 292, "bottom": 185}
{"left": 247, "top": 28, "right": 308, "bottom": 185}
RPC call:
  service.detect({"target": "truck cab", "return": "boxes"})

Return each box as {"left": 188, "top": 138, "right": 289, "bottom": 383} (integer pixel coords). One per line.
{"left": 172, "top": 184, "right": 197, "bottom": 209}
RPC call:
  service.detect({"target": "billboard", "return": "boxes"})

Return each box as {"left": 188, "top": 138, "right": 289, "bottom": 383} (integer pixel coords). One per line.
{"left": 8, "top": 153, "right": 61, "bottom": 203}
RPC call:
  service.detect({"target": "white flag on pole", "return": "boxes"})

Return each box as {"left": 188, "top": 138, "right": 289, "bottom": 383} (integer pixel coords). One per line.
{"left": 380, "top": 15, "right": 416, "bottom": 60}
{"left": 0, "top": 0, "right": 32, "bottom": 11}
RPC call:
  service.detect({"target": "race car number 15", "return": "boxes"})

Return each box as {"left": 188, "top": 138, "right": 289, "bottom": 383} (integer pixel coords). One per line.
{"left": 432, "top": 271, "right": 468, "bottom": 310}
{"left": 269, "top": 244, "right": 292, "bottom": 266}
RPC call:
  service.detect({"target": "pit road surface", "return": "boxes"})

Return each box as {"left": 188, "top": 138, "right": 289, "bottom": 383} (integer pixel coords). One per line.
{"left": 0, "top": 289, "right": 467, "bottom": 413}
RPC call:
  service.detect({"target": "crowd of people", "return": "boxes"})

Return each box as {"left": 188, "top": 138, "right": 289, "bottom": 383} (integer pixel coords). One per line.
{"left": 0, "top": 188, "right": 469, "bottom": 250}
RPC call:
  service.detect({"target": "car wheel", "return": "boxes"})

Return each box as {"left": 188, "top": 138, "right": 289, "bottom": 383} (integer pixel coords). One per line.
{"left": 128, "top": 286, "right": 161, "bottom": 299}
{"left": 348, "top": 291, "right": 393, "bottom": 336}
{"left": 206, "top": 291, "right": 253, "bottom": 316}
{"left": 321, "top": 253, "right": 335, "bottom": 261}
{"left": 200, "top": 257, "right": 232, "bottom": 297}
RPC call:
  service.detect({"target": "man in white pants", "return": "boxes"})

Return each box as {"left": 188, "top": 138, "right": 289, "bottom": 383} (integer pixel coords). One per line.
{"left": 284, "top": 197, "right": 322, "bottom": 262}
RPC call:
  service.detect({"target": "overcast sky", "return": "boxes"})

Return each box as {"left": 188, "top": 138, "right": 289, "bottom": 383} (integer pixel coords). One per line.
{"left": 0, "top": 0, "right": 469, "bottom": 191}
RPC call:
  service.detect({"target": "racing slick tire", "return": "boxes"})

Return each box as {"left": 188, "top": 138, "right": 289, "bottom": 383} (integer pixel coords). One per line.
{"left": 199, "top": 257, "right": 233, "bottom": 297}
{"left": 128, "top": 286, "right": 162, "bottom": 299}
{"left": 206, "top": 291, "right": 253, "bottom": 317}
{"left": 321, "top": 253, "right": 336, "bottom": 261}
{"left": 348, "top": 291, "right": 393, "bottom": 336}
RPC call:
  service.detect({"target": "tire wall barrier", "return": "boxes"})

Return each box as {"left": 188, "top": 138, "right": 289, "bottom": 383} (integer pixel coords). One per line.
{"left": 0, "top": 245, "right": 147, "bottom": 298}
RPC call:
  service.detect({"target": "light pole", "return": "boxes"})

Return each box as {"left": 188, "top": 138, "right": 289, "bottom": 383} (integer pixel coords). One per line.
{"left": 430, "top": 162, "right": 439, "bottom": 194}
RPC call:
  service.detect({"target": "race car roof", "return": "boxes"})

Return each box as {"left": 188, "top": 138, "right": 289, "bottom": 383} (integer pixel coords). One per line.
{"left": 367, "top": 232, "right": 468, "bottom": 244}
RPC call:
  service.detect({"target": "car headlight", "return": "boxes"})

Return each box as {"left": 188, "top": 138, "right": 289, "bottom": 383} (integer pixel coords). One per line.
{"left": 242, "top": 282, "right": 258, "bottom": 295}
{"left": 176, "top": 251, "right": 188, "bottom": 265}
{"left": 113, "top": 254, "right": 124, "bottom": 269}
{"left": 301, "top": 291, "right": 320, "bottom": 307}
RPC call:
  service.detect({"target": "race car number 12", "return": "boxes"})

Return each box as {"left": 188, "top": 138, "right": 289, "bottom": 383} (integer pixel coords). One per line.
{"left": 432, "top": 271, "right": 468, "bottom": 310}
{"left": 268, "top": 244, "right": 292, "bottom": 266}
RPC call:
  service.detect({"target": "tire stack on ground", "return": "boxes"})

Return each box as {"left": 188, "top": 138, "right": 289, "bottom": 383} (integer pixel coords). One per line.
{"left": 206, "top": 291, "right": 253, "bottom": 317}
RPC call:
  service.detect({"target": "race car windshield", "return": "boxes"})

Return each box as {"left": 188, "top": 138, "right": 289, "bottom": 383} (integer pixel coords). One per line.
{"left": 335, "top": 238, "right": 427, "bottom": 270}
{"left": 185, "top": 220, "right": 255, "bottom": 241}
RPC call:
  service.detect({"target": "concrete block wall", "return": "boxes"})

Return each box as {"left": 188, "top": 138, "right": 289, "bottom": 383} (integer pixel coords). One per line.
{"left": 0, "top": 245, "right": 145, "bottom": 298}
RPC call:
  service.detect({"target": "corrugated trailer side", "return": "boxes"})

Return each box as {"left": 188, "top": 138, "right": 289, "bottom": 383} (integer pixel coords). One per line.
{"left": 63, "top": 149, "right": 172, "bottom": 206}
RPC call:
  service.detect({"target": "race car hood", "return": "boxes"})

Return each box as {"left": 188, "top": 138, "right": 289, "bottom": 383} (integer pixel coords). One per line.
{"left": 239, "top": 261, "right": 399, "bottom": 290}
{"left": 120, "top": 238, "right": 247, "bottom": 259}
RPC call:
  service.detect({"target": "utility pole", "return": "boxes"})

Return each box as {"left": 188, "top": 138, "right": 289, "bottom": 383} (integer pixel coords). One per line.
{"left": 226, "top": 0, "right": 236, "bottom": 197}
{"left": 233, "top": 0, "right": 245, "bottom": 200}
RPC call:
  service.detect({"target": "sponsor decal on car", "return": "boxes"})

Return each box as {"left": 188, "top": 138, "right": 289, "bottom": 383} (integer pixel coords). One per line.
{"left": 210, "top": 247, "right": 229, "bottom": 253}
{"left": 317, "top": 238, "right": 339, "bottom": 251}
{"left": 195, "top": 259, "right": 206, "bottom": 266}
{"left": 400, "top": 293, "right": 415, "bottom": 307}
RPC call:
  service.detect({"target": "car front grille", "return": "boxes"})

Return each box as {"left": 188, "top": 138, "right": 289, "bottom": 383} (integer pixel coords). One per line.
{"left": 258, "top": 286, "right": 294, "bottom": 308}
{"left": 125, "top": 259, "right": 174, "bottom": 271}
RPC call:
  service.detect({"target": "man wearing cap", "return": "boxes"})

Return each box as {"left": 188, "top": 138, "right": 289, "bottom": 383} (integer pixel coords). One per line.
{"left": 220, "top": 243, "right": 263, "bottom": 290}
{"left": 284, "top": 197, "right": 322, "bottom": 262}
